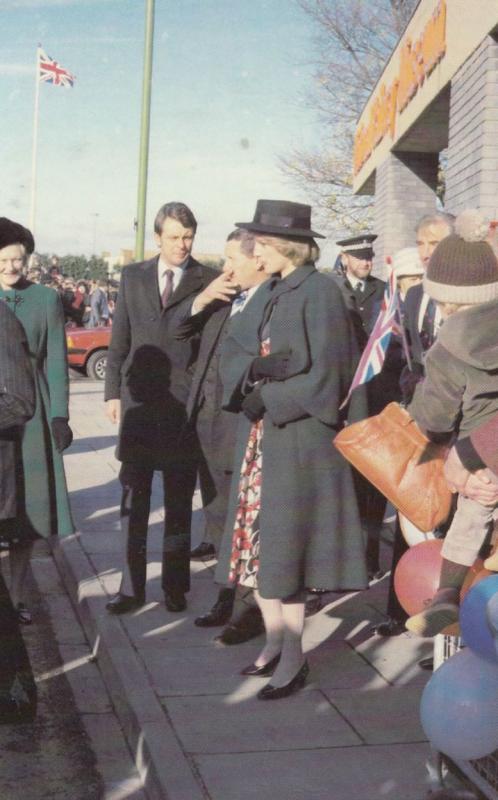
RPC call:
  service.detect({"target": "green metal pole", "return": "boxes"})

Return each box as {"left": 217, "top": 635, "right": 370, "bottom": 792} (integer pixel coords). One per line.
{"left": 135, "top": 0, "right": 155, "bottom": 261}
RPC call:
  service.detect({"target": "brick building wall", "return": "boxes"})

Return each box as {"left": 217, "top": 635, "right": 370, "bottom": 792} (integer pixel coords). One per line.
{"left": 445, "top": 33, "right": 498, "bottom": 218}
{"left": 373, "top": 152, "right": 438, "bottom": 277}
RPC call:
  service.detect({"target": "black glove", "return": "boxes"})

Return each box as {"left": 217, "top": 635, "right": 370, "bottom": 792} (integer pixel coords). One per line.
{"left": 249, "top": 351, "right": 291, "bottom": 382}
{"left": 242, "top": 387, "right": 266, "bottom": 422}
{"left": 51, "top": 417, "right": 73, "bottom": 452}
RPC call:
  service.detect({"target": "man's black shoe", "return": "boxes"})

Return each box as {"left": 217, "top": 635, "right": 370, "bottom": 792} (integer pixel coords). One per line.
{"left": 106, "top": 592, "right": 145, "bottom": 615}
{"left": 418, "top": 656, "right": 434, "bottom": 671}
{"left": 190, "top": 541, "right": 216, "bottom": 560}
{"left": 368, "top": 569, "right": 386, "bottom": 581}
{"left": 164, "top": 591, "right": 187, "bottom": 613}
{"left": 215, "top": 606, "right": 264, "bottom": 645}
{"left": 304, "top": 594, "right": 323, "bottom": 617}
{"left": 373, "top": 618, "right": 406, "bottom": 637}
{"left": 195, "top": 598, "right": 234, "bottom": 627}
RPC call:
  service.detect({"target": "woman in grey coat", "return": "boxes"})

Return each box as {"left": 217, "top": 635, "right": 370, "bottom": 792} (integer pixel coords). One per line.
{"left": 216, "top": 201, "right": 368, "bottom": 700}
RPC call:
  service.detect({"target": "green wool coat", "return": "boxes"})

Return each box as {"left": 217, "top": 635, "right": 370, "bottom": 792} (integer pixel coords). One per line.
{"left": 216, "top": 264, "right": 368, "bottom": 599}
{"left": 0, "top": 281, "right": 74, "bottom": 538}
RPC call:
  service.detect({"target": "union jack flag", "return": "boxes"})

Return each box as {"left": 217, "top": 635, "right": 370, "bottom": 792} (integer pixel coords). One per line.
{"left": 341, "top": 267, "right": 403, "bottom": 409}
{"left": 38, "top": 48, "right": 75, "bottom": 88}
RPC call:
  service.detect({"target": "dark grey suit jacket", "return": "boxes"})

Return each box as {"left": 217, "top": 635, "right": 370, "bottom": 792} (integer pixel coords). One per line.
{"left": 105, "top": 255, "right": 218, "bottom": 468}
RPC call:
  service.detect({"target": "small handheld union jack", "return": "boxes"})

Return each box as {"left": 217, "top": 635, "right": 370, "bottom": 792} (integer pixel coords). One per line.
{"left": 340, "top": 265, "right": 404, "bottom": 409}
{"left": 38, "top": 48, "right": 75, "bottom": 88}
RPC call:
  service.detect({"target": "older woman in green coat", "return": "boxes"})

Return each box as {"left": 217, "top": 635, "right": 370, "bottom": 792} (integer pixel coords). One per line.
{"left": 0, "top": 218, "right": 74, "bottom": 622}
{"left": 216, "top": 201, "right": 367, "bottom": 700}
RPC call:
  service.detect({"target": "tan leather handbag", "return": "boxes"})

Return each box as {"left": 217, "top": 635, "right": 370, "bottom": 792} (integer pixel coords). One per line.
{"left": 334, "top": 402, "right": 452, "bottom": 532}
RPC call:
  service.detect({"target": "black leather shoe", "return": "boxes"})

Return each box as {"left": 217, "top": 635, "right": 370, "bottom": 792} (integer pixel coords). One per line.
{"left": 164, "top": 591, "right": 187, "bottom": 613}
{"left": 215, "top": 606, "right": 264, "bottom": 645}
{"left": 241, "top": 653, "right": 281, "bottom": 677}
{"left": 257, "top": 661, "right": 309, "bottom": 700}
{"left": 304, "top": 594, "right": 323, "bottom": 617}
{"left": 368, "top": 569, "right": 386, "bottom": 581}
{"left": 106, "top": 593, "right": 145, "bottom": 615}
{"left": 190, "top": 541, "right": 216, "bottom": 559}
{"left": 195, "top": 599, "right": 234, "bottom": 627}
{"left": 373, "top": 618, "right": 406, "bottom": 637}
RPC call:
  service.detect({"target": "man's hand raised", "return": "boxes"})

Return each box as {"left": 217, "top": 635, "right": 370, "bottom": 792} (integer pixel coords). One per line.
{"left": 192, "top": 272, "right": 240, "bottom": 314}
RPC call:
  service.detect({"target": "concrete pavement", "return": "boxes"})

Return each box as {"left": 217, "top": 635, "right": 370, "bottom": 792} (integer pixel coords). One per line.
{"left": 55, "top": 378, "right": 441, "bottom": 800}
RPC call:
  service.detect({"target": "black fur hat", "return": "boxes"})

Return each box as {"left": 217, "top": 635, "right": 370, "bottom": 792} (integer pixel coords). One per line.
{"left": 0, "top": 218, "right": 35, "bottom": 255}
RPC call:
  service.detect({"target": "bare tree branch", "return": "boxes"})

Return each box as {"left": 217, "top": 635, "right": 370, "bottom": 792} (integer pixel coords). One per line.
{"left": 280, "top": 0, "right": 418, "bottom": 236}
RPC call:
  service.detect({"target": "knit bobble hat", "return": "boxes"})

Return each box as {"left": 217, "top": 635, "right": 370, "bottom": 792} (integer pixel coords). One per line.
{"left": 424, "top": 209, "right": 498, "bottom": 304}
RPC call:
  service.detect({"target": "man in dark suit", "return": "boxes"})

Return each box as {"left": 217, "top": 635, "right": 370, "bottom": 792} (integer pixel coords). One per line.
{"left": 333, "top": 234, "right": 393, "bottom": 580}
{"left": 176, "top": 229, "right": 268, "bottom": 639}
{"left": 401, "top": 212, "right": 455, "bottom": 397}
{"left": 104, "top": 202, "right": 218, "bottom": 614}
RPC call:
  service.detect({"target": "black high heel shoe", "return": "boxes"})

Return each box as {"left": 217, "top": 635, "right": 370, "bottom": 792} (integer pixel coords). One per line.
{"left": 257, "top": 660, "right": 309, "bottom": 700}
{"left": 240, "top": 653, "right": 281, "bottom": 677}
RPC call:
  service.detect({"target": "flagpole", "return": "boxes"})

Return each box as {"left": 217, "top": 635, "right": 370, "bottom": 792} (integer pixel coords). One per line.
{"left": 29, "top": 45, "right": 41, "bottom": 235}
{"left": 135, "top": 0, "right": 155, "bottom": 261}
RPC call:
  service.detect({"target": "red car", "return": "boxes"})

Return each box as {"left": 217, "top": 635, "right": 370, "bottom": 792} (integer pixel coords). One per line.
{"left": 66, "top": 326, "right": 111, "bottom": 380}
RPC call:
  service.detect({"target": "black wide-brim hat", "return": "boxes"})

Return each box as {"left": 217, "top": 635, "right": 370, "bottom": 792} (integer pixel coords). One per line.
{"left": 0, "top": 218, "right": 35, "bottom": 255}
{"left": 236, "top": 199, "right": 325, "bottom": 239}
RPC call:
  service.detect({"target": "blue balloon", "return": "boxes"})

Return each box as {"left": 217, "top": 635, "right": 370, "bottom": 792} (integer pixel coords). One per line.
{"left": 460, "top": 575, "right": 498, "bottom": 662}
{"left": 421, "top": 649, "right": 498, "bottom": 760}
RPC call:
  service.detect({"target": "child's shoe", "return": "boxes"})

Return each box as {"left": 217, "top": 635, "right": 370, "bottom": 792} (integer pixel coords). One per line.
{"left": 405, "top": 601, "right": 459, "bottom": 637}
{"left": 484, "top": 549, "right": 498, "bottom": 571}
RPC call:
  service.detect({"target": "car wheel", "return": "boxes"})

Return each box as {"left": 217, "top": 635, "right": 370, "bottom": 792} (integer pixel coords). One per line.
{"left": 86, "top": 349, "right": 107, "bottom": 381}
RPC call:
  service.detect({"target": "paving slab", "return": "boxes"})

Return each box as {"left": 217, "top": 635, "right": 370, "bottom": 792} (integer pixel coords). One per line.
{"left": 193, "top": 743, "right": 434, "bottom": 800}
{"left": 306, "top": 640, "right": 389, "bottom": 691}
{"left": 141, "top": 638, "right": 271, "bottom": 696}
{"left": 356, "top": 633, "right": 433, "bottom": 687}
{"left": 164, "top": 688, "right": 362, "bottom": 754}
{"left": 326, "top": 685, "right": 426, "bottom": 744}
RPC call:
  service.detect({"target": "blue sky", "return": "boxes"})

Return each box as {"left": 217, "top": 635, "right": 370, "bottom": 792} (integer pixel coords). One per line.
{"left": 1, "top": 0, "right": 335, "bottom": 262}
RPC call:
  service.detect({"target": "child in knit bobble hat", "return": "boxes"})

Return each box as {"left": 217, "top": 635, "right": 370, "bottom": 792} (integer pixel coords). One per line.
{"left": 405, "top": 209, "right": 498, "bottom": 637}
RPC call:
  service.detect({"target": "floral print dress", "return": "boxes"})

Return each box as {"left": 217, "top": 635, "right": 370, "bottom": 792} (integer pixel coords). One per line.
{"left": 227, "top": 339, "right": 270, "bottom": 588}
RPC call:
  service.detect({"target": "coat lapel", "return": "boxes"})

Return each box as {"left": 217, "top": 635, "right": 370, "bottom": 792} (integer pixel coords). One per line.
{"left": 141, "top": 257, "right": 162, "bottom": 314}
{"left": 362, "top": 276, "right": 381, "bottom": 301}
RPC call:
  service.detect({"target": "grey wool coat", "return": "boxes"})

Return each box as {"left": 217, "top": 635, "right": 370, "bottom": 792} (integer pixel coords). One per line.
{"left": 215, "top": 264, "right": 368, "bottom": 599}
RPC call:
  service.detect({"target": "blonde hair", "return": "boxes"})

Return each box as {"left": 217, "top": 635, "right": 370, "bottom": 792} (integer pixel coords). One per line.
{"left": 256, "top": 235, "right": 320, "bottom": 267}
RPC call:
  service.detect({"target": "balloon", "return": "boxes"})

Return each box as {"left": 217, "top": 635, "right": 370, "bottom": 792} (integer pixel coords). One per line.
{"left": 398, "top": 513, "right": 435, "bottom": 547}
{"left": 460, "top": 576, "right": 498, "bottom": 662}
{"left": 421, "top": 648, "right": 498, "bottom": 760}
{"left": 394, "top": 539, "right": 443, "bottom": 615}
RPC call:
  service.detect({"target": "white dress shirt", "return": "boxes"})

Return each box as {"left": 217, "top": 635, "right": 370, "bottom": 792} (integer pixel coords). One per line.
{"left": 418, "top": 291, "right": 442, "bottom": 335}
{"left": 348, "top": 275, "right": 365, "bottom": 292}
{"left": 229, "top": 285, "right": 260, "bottom": 317}
{"left": 157, "top": 257, "right": 187, "bottom": 297}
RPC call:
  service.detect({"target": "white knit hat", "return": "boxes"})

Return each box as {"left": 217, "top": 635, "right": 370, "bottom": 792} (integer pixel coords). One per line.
{"left": 391, "top": 247, "right": 424, "bottom": 279}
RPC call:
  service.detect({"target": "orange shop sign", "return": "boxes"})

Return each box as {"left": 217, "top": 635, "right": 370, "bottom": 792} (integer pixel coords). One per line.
{"left": 353, "top": 0, "right": 447, "bottom": 176}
